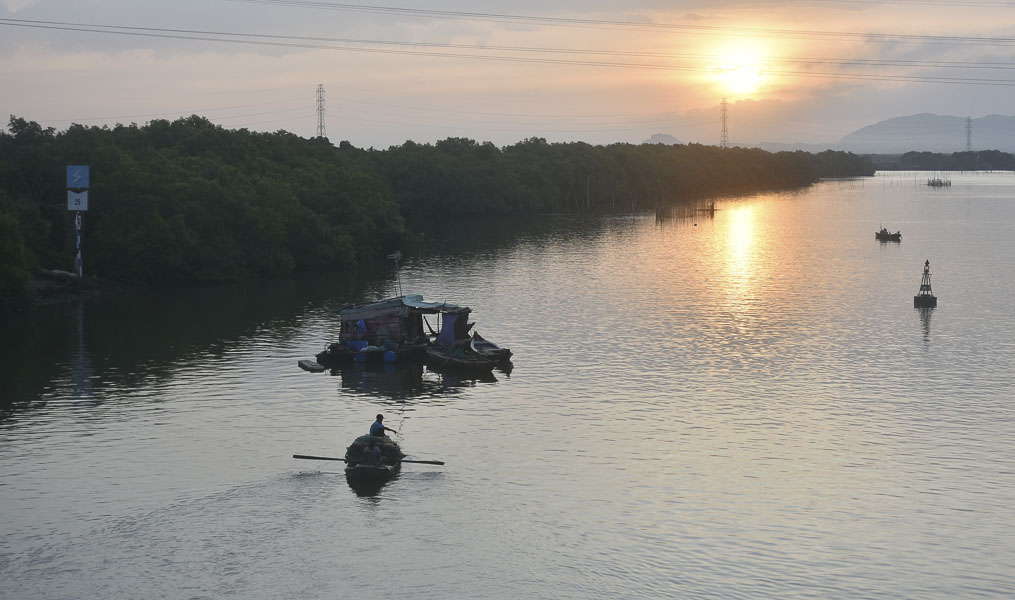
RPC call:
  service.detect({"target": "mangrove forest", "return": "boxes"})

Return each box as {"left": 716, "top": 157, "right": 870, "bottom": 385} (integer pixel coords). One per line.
{"left": 0, "top": 115, "right": 873, "bottom": 309}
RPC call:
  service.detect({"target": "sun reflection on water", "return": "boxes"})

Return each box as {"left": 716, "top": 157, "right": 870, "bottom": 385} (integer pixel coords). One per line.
{"left": 723, "top": 204, "right": 758, "bottom": 308}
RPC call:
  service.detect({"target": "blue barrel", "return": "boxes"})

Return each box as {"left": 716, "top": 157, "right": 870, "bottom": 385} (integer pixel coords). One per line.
{"left": 383, "top": 350, "right": 397, "bottom": 363}
{"left": 353, "top": 352, "right": 367, "bottom": 362}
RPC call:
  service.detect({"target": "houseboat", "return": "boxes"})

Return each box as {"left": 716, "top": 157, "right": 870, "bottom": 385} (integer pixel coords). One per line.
{"left": 315, "top": 294, "right": 510, "bottom": 367}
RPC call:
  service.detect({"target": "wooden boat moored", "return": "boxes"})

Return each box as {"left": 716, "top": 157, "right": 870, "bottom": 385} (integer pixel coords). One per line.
{"left": 425, "top": 344, "right": 498, "bottom": 373}
{"left": 471, "top": 331, "right": 512, "bottom": 363}
{"left": 316, "top": 294, "right": 493, "bottom": 367}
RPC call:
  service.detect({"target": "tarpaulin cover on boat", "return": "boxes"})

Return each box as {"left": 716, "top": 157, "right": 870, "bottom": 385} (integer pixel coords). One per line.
{"left": 340, "top": 297, "right": 409, "bottom": 321}
{"left": 400, "top": 294, "right": 462, "bottom": 312}
{"left": 340, "top": 295, "right": 464, "bottom": 320}
{"left": 338, "top": 295, "right": 470, "bottom": 345}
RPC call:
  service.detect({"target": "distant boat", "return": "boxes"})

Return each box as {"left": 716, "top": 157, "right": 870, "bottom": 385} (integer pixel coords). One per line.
{"left": 927, "top": 177, "right": 951, "bottom": 187}
{"left": 875, "top": 227, "right": 902, "bottom": 242}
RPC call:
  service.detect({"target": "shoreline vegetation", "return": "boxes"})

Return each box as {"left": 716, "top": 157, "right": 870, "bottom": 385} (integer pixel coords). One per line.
{"left": 1, "top": 115, "right": 879, "bottom": 311}
{"left": 869, "top": 150, "right": 1015, "bottom": 171}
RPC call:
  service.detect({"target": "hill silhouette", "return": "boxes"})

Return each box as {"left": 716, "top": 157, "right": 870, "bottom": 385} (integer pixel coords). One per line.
{"left": 837, "top": 114, "right": 1015, "bottom": 153}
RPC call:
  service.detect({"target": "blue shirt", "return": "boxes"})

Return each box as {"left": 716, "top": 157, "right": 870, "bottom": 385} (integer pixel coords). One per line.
{"left": 370, "top": 420, "right": 385, "bottom": 436}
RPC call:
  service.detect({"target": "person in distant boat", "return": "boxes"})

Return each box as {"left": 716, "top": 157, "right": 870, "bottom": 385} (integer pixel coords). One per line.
{"left": 360, "top": 438, "right": 382, "bottom": 466}
{"left": 370, "top": 414, "right": 397, "bottom": 437}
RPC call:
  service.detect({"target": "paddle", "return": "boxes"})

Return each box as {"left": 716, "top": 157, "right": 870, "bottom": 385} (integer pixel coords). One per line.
{"left": 293, "top": 454, "right": 445, "bottom": 465}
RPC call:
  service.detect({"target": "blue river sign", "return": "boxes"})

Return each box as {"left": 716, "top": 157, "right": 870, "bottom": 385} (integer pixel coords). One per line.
{"left": 66, "top": 165, "right": 89, "bottom": 189}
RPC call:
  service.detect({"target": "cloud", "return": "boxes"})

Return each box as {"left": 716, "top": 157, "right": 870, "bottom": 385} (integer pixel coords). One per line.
{"left": 1, "top": 0, "right": 40, "bottom": 13}
{"left": 3, "top": 0, "right": 1014, "bottom": 147}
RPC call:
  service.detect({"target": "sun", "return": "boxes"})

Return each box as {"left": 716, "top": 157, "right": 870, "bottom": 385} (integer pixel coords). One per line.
{"left": 711, "top": 44, "right": 768, "bottom": 97}
{"left": 716, "top": 63, "right": 764, "bottom": 95}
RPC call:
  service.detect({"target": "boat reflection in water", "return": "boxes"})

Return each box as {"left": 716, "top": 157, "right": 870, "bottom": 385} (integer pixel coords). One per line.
{"left": 346, "top": 470, "right": 400, "bottom": 497}
{"left": 331, "top": 359, "right": 501, "bottom": 401}
{"left": 334, "top": 360, "right": 426, "bottom": 399}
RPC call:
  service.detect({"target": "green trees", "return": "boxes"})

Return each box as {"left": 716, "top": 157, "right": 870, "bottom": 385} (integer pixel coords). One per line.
{"left": 896, "top": 150, "right": 1015, "bottom": 171}
{"left": 377, "top": 138, "right": 871, "bottom": 216}
{"left": 0, "top": 115, "right": 872, "bottom": 300}
{"left": 0, "top": 116, "right": 405, "bottom": 293}
{"left": 0, "top": 208, "right": 32, "bottom": 310}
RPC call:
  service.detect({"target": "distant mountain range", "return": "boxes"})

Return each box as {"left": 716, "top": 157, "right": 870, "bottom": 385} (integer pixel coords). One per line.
{"left": 757, "top": 114, "right": 1015, "bottom": 154}
{"left": 837, "top": 114, "right": 1015, "bottom": 153}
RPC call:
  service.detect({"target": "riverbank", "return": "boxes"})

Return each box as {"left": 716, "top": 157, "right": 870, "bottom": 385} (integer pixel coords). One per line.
{"left": 29, "top": 270, "right": 140, "bottom": 307}
{"left": 2, "top": 116, "right": 873, "bottom": 310}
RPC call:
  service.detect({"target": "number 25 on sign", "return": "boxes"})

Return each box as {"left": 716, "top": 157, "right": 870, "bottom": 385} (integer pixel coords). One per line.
{"left": 67, "top": 190, "right": 89, "bottom": 211}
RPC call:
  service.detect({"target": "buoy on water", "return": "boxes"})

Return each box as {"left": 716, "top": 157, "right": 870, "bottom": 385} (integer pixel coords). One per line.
{"left": 913, "top": 260, "right": 938, "bottom": 308}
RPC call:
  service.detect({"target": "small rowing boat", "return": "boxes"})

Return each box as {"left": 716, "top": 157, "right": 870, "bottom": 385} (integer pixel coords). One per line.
{"left": 343, "top": 434, "right": 405, "bottom": 483}
{"left": 471, "top": 331, "right": 512, "bottom": 363}
{"left": 425, "top": 344, "right": 497, "bottom": 373}
{"left": 344, "top": 461, "right": 400, "bottom": 482}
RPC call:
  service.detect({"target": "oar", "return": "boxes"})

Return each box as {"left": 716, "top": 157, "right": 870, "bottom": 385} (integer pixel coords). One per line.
{"left": 293, "top": 454, "right": 445, "bottom": 465}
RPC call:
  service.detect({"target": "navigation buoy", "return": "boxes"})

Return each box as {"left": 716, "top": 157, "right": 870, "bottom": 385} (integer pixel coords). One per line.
{"left": 913, "top": 260, "right": 938, "bottom": 308}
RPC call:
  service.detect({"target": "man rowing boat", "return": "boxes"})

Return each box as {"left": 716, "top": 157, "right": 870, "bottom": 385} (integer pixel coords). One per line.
{"left": 370, "top": 414, "right": 398, "bottom": 437}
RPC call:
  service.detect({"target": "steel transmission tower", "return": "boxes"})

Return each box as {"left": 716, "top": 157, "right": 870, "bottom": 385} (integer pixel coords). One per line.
{"left": 316, "top": 84, "right": 326, "bottom": 138}
{"left": 965, "top": 116, "right": 972, "bottom": 152}
{"left": 720, "top": 98, "right": 729, "bottom": 149}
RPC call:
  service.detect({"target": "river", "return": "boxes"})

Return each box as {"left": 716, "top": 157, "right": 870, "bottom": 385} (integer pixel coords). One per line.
{"left": 1, "top": 171, "right": 1013, "bottom": 599}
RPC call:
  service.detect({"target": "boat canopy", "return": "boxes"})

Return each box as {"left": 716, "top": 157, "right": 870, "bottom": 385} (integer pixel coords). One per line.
{"left": 340, "top": 295, "right": 465, "bottom": 320}
{"left": 337, "top": 295, "right": 470, "bottom": 345}
{"left": 399, "top": 294, "right": 463, "bottom": 313}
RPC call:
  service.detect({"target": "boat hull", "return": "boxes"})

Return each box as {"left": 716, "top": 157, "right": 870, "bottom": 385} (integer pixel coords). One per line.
{"left": 344, "top": 462, "right": 400, "bottom": 482}
{"left": 316, "top": 343, "right": 426, "bottom": 367}
{"left": 425, "top": 346, "right": 497, "bottom": 373}
{"left": 471, "top": 332, "right": 512, "bottom": 363}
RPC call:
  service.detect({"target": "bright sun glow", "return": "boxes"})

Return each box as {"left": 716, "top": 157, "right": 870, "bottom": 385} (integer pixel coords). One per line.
{"left": 712, "top": 44, "right": 768, "bottom": 96}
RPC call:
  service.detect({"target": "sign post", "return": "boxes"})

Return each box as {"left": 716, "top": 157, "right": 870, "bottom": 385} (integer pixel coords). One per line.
{"left": 66, "top": 165, "right": 89, "bottom": 278}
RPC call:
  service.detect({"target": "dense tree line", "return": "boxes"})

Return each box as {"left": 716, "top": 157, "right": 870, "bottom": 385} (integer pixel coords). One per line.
{"left": 0, "top": 115, "right": 872, "bottom": 309}
{"left": 378, "top": 139, "right": 871, "bottom": 215}
{"left": 873, "top": 150, "right": 1015, "bottom": 171}
{"left": 0, "top": 116, "right": 403, "bottom": 309}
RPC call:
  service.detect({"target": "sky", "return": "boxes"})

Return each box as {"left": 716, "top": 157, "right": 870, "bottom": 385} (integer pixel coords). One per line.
{"left": 2, "top": 0, "right": 1014, "bottom": 149}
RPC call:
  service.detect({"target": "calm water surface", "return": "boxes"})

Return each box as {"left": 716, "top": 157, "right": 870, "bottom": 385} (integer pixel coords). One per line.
{"left": 1, "top": 171, "right": 1013, "bottom": 599}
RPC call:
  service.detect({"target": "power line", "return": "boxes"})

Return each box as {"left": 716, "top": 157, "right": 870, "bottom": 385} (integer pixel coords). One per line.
{"left": 5, "top": 19, "right": 1015, "bottom": 87}
{"left": 7, "top": 16, "right": 1015, "bottom": 71}
{"left": 225, "top": 0, "right": 1015, "bottom": 46}
{"left": 8, "top": 16, "right": 1015, "bottom": 72}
